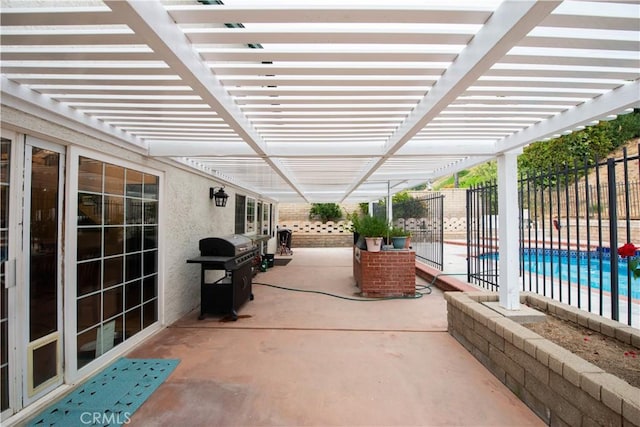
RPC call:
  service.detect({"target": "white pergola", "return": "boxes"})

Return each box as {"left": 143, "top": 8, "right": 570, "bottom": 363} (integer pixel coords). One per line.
{"left": 2, "top": 0, "right": 639, "bottom": 309}
{"left": 2, "top": 0, "right": 638, "bottom": 204}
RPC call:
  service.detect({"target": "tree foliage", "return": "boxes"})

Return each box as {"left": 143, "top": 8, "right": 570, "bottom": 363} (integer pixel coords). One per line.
{"left": 433, "top": 109, "right": 640, "bottom": 188}
{"left": 371, "top": 191, "right": 429, "bottom": 220}
{"left": 308, "top": 203, "right": 343, "bottom": 222}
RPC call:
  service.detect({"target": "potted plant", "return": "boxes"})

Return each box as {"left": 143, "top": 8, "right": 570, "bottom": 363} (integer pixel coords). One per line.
{"left": 358, "top": 215, "right": 389, "bottom": 252}
{"left": 389, "top": 226, "right": 409, "bottom": 249}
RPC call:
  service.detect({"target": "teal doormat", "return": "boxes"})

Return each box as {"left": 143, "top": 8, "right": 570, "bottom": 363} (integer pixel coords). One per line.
{"left": 28, "top": 358, "right": 179, "bottom": 427}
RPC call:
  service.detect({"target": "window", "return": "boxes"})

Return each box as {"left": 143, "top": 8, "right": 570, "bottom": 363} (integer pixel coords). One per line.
{"left": 235, "top": 195, "right": 245, "bottom": 235}
{"left": 246, "top": 197, "right": 256, "bottom": 234}
{"left": 76, "top": 157, "right": 158, "bottom": 369}
{"left": 262, "top": 202, "right": 270, "bottom": 236}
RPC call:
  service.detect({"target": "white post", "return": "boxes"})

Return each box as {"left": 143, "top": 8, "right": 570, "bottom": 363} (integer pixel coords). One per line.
{"left": 387, "top": 181, "right": 393, "bottom": 227}
{"left": 497, "top": 149, "right": 521, "bottom": 310}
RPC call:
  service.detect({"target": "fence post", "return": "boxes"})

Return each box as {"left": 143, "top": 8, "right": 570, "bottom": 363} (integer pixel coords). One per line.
{"left": 607, "top": 158, "right": 619, "bottom": 321}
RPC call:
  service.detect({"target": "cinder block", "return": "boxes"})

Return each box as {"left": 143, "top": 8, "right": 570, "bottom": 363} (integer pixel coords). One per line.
{"left": 580, "top": 371, "right": 604, "bottom": 400}
{"left": 599, "top": 373, "right": 638, "bottom": 414}
{"left": 622, "top": 397, "right": 640, "bottom": 427}
{"left": 614, "top": 327, "right": 638, "bottom": 346}
{"left": 489, "top": 345, "right": 525, "bottom": 384}
{"left": 506, "top": 322, "right": 544, "bottom": 351}
{"left": 550, "top": 371, "right": 622, "bottom": 427}
{"left": 475, "top": 321, "right": 505, "bottom": 352}
{"left": 532, "top": 338, "right": 566, "bottom": 368}
{"left": 562, "top": 356, "right": 604, "bottom": 388}
{"left": 505, "top": 341, "right": 550, "bottom": 385}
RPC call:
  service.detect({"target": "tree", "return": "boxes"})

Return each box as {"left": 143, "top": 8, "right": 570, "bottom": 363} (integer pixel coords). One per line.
{"left": 374, "top": 191, "right": 428, "bottom": 220}
{"left": 308, "top": 203, "right": 342, "bottom": 222}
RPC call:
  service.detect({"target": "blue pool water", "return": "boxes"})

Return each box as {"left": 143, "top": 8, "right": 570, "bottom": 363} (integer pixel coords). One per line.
{"left": 486, "top": 250, "right": 639, "bottom": 300}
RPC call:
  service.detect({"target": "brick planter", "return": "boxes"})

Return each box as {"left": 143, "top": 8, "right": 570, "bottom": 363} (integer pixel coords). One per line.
{"left": 352, "top": 246, "right": 415, "bottom": 297}
{"left": 445, "top": 292, "right": 640, "bottom": 427}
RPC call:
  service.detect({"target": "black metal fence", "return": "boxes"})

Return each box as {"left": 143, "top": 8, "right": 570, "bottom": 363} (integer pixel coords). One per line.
{"left": 395, "top": 193, "right": 444, "bottom": 269}
{"left": 467, "top": 146, "right": 639, "bottom": 328}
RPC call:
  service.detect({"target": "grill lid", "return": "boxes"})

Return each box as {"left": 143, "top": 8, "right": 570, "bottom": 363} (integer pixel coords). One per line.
{"left": 199, "top": 235, "right": 254, "bottom": 257}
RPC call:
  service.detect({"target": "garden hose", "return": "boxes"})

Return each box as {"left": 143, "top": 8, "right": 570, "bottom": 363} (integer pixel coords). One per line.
{"left": 253, "top": 281, "right": 431, "bottom": 301}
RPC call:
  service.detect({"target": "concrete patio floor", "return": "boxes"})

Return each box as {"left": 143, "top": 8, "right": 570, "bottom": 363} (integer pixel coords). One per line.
{"left": 126, "top": 247, "right": 543, "bottom": 426}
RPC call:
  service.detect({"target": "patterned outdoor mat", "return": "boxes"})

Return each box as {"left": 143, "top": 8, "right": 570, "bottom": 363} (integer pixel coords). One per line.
{"left": 28, "top": 358, "right": 179, "bottom": 427}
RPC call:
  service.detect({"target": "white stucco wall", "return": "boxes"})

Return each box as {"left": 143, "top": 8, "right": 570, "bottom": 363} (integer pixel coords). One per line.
{"left": 161, "top": 167, "right": 237, "bottom": 324}
{"left": 1, "top": 105, "right": 254, "bottom": 326}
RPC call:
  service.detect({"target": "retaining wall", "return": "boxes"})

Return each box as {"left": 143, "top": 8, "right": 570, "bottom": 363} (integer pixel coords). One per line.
{"left": 445, "top": 291, "right": 640, "bottom": 427}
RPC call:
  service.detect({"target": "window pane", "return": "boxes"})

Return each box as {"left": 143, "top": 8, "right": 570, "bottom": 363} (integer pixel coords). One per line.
{"left": 77, "top": 326, "right": 98, "bottom": 369}
{"left": 125, "top": 280, "right": 141, "bottom": 310}
{"left": 125, "top": 170, "right": 143, "bottom": 198}
{"left": 143, "top": 300, "right": 158, "bottom": 328}
{"left": 124, "top": 307, "right": 141, "bottom": 339}
{"left": 78, "top": 193, "right": 102, "bottom": 226}
{"left": 104, "top": 164, "right": 124, "bottom": 196}
{"left": 144, "top": 201, "right": 157, "bottom": 224}
{"left": 77, "top": 294, "right": 100, "bottom": 332}
{"left": 77, "top": 228, "right": 102, "bottom": 261}
{"left": 126, "top": 226, "right": 142, "bottom": 253}
{"left": 143, "top": 275, "right": 157, "bottom": 302}
{"left": 126, "top": 198, "right": 143, "bottom": 225}
{"left": 104, "top": 227, "right": 124, "bottom": 256}
{"left": 143, "top": 174, "right": 158, "bottom": 200}
{"left": 143, "top": 250, "right": 157, "bottom": 276}
{"left": 125, "top": 253, "right": 141, "bottom": 282}
{"left": 1, "top": 321, "right": 7, "bottom": 365}
{"left": 143, "top": 226, "right": 157, "bottom": 250}
{"left": 77, "top": 260, "right": 101, "bottom": 296}
{"left": 78, "top": 157, "right": 102, "bottom": 193}
{"left": 246, "top": 198, "right": 256, "bottom": 233}
{"left": 103, "top": 256, "right": 123, "bottom": 288}
{"left": 32, "top": 341, "right": 58, "bottom": 389}
{"left": 235, "top": 195, "right": 245, "bottom": 234}
{"left": 103, "top": 285, "right": 123, "bottom": 320}
{"left": 1, "top": 185, "right": 8, "bottom": 231}
{"left": 104, "top": 195, "right": 124, "bottom": 225}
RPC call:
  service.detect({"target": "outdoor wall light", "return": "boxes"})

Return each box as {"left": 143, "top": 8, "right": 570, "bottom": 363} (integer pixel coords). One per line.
{"left": 209, "top": 186, "right": 229, "bottom": 207}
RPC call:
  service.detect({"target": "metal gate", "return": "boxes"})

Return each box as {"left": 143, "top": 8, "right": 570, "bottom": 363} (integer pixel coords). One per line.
{"left": 396, "top": 193, "right": 444, "bottom": 269}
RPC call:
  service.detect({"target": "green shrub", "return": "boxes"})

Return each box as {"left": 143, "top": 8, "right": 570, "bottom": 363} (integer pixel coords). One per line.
{"left": 308, "top": 203, "right": 342, "bottom": 222}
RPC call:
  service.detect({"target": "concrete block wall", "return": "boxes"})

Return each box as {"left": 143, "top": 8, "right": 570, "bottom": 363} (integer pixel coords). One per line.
{"left": 445, "top": 291, "right": 640, "bottom": 427}
{"left": 292, "top": 233, "right": 353, "bottom": 248}
{"left": 278, "top": 202, "right": 361, "bottom": 222}
{"left": 353, "top": 247, "right": 416, "bottom": 297}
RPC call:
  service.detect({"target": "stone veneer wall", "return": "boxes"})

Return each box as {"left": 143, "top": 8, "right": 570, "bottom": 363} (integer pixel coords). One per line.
{"left": 352, "top": 247, "right": 416, "bottom": 297}
{"left": 445, "top": 291, "right": 640, "bottom": 427}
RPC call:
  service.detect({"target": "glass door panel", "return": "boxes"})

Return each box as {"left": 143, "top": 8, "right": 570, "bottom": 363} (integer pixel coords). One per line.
{"left": 1, "top": 137, "right": 11, "bottom": 414}
{"left": 25, "top": 143, "right": 63, "bottom": 399}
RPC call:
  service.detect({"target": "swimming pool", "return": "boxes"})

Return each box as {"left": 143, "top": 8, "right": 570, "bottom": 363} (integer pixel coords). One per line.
{"left": 521, "top": 250, "right": 639, "bottom": 300}
{"left": 479, "top": 249, "right": 639, "bottom": 299}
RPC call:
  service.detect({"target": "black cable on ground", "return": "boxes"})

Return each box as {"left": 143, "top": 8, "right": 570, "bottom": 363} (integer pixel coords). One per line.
{"left": 253, "top": 281, "right": 430, "bottom": 301}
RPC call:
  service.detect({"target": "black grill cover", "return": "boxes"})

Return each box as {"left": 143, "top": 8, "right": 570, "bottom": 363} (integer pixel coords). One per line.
{"left": 199, "top": 235, "right": 254, "bottom": 257}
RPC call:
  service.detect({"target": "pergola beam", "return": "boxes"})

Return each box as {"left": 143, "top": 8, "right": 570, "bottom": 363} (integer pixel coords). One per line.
{"left": 341, "top": 0, "right": 562, "bottom": 202}
{"left": 104, "top": 0, "right": 308, "bottom": 202}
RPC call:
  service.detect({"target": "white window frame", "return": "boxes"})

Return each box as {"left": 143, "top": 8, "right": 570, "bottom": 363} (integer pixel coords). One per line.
{"left": 64, "top": 146, "right": 165, "bottom": 383}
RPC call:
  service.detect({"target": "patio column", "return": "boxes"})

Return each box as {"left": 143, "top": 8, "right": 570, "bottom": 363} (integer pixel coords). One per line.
{"left": 497, "top": 149, "right": 522, "bottom": 310}
{"left": 387, "top": 181, "right": 393, "bottom": 227}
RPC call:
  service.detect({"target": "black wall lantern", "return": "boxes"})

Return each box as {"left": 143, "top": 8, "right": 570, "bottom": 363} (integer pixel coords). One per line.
{"left": 210, "top": 187, "right": 229, "bottom": 207}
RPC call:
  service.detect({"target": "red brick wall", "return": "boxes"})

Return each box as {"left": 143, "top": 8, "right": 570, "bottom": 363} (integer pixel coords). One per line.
{"left": 353, "top": 247, "right": 415, "bottom": 297}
